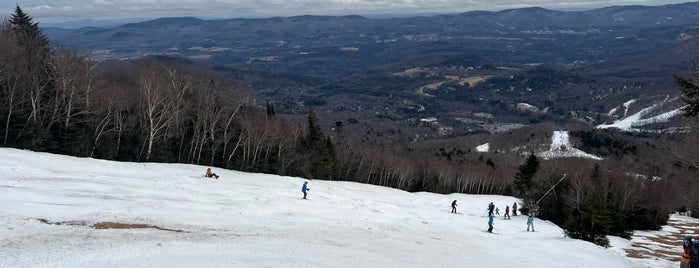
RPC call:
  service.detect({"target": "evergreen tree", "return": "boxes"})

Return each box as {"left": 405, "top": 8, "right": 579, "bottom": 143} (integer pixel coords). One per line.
{"left": 675, "top": 75, "right": 699, "bottom": 117}
{"left": 563, "top": 199, "right": 613, "bottom": 247}
{"left": 10, "top": 5, "right": 50, "bottom": 68}
{"left": 301, "top": 108, "right": 339, "bottom": 180}
{"left": 9, "top": 5, "right": 52, "bottom": 150}
{"left": 266, "top": 101, "right": 276, "bottom": 116}
{"left": 305, "top": 108, "right": 322, "bottom": 146}
{"left": 323, "top": 137, "right": 339, "bottom": 179}
{"left": 513, "top": 153, "right": 539, "bottom": 199}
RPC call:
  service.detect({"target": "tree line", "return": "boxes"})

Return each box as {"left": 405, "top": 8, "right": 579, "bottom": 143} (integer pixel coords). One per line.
{"left": 2, "top": 6, "right": 698, "bottom": 247}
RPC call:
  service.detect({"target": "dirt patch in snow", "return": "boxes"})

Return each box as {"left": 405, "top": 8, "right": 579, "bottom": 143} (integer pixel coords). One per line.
{"left": 624, "top": 219, "right": 699, "bottom": 263}
{"left": 37, "top": 218, "right": 184, "bottom": 232}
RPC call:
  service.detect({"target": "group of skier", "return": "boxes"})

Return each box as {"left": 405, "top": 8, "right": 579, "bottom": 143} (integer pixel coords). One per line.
{"left": 450, "top": 200, "right": 534, "bottom": 233}
{"left": 681, "top": 235, "right": 699, "bottom": 268}
{"left": 482, "top": 201, "right": 531, "bottom": 233}
{"left": 206, "top": 168, "right": 699, "bottom": 266}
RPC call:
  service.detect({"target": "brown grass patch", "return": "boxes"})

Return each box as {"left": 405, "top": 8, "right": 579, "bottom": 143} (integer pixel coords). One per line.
{"left": 37, "top": 218, "right": 184, "bottom": 233}
{"left": 623, "top": 218, "right": 699, "bottom": 263}
{"left": 626, "top": 242, "right": 678, "bottom": 259}
{"left": 91, "top": 222, "right": 184, "bottom": 232}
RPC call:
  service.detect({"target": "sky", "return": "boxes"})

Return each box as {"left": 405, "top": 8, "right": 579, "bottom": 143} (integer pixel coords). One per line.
{"left": 0, "top": 0, "right": 695, "bottom": 24}
{"left": 0, "top": 141, "right": 690, "bottom": 267}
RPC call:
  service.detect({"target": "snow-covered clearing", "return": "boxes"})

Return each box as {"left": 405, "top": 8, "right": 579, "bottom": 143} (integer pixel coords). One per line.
{"left": 538, "top": 131, "right": 602, "bottom": 160}
{"left": 475, "top": 131, "right": 601, "bottom": 160}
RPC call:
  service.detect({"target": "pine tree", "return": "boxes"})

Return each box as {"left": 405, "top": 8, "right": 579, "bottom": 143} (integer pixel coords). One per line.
{"left": 305, "top": 108, "right": 322, "bottom": 146}
{"left": 10, "top": 5, "right": 49, "bottom": 58}
{"left": 266, "top": 101, "right": 276, "bottom": 116}
{"left": 9, "top": 5, "right": 52, "bottom": 150}
{"left": 563, "top": 199, "right": 613, "bottom": 247}
{"left": 674, "top": 75, "right": 699, "bottom": 117}
{"left": 301, "top": 108, "right": 339, "bottom": 179}
{"left": 513, "top": 153, "right": 539, "bottom": 199}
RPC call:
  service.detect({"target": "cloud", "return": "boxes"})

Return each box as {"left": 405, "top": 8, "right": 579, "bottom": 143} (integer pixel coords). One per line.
{"left": 2, "top": 0, "right": 692, "bottom": 23}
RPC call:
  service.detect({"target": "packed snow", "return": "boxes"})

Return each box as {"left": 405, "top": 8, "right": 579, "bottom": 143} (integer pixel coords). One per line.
{"left": 0, "top": 148, "right": 685, "bottom": 267}
{"left": 475, "top": 142, "right": 490, "bottom": 152}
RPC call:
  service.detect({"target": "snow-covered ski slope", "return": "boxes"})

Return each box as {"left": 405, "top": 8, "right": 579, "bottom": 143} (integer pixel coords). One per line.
{"left": 0, "top": 148, "right": 672, "bottom": 267}
{"left": 475, "top": 131, "right": 601, "bottom": 160}
{"left": 598, "top": 96, "right": 684, "bottom": 132}
{"left": 539, "top": 131, "right": 602, "bottom": 160}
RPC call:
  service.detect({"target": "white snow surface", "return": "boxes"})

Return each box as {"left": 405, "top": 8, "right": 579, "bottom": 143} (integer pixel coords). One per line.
{"left": 598, "top": 97, "right": 682, "bottom": 132}
{"left": 539, "top": 131, "right": 602, "bottom": 160}
{"left": 476, "top": 142, "right": 490, "bottom": 152}
{"left": 0, "top": 148, "right": 665, "bottom": 268}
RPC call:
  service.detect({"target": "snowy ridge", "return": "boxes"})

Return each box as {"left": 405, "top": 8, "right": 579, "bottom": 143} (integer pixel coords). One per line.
{"left": 0, "top": 148, "right": 649, "bottom": 268}
{"left": 598, "top": 96, "right": 682, "bottom": 132}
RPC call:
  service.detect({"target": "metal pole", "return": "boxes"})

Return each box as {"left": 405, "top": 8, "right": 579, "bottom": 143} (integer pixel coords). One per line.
{"left": 536, "top": 174, "right": 567, "bottom": 206}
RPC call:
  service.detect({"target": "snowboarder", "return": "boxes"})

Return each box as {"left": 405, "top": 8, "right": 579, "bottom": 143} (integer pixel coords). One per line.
{"left": 451, "top": 200, "right": 458, "bottom": 214}
{"left": 495, "top": 207, "right": 500, "bottom": 216}
{"left": 488, "top": 202, "right": 495, "bottom": 216}
{"left": 205, "top": 168, "right": 219, "bottom": 179}
{"left": 487, "top": 214, "right": 494, "bottom": 233}
{"left": 512, "top": 202, "right": 518, "bottom": 216}
{"left": 527, "top": 213, "right": 535, "bottom": 232}
{"left": 690, "top": 236, "right": 699, "bottom": 268}
{"left": 301, "top": 181, "right": 310, "bottom": 199}
{"left": 681, "top": 236, "right": 692, "bottom": 268}
{"left": 504, "top": 205, "right": 510, "bottom": 219}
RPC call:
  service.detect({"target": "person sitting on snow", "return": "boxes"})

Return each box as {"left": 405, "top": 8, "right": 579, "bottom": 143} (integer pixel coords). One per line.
{"left": 205, "top": 168, "right": 219, "bottom": 179}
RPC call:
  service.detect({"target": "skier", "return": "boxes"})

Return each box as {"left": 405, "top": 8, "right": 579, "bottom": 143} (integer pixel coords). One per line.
{"left": 488, "top": 202, "right": 495, "bottom": 216}
{"left": 681, "top": 236, "right": 692, "bottom": 268}
{"left": 512, "top": 202, "right": 518, "bottom": 216}
{"left": 301, "top": 181, "right": 310, "bottom": 199}
{"left": 527, "top": 213, "right": 535, "bottom": 232}
{"left": 504, "top": 205, "right": 510, "bottom": 219}
{"left": 205, "top": 168, "right": 219, "bottom": 179}
{"left": 451, "top": 200, "right": 458, "bottom": 214}
{"left": 487, "top": 213, "right": 494, "bottom": 233}
{"left": 690, "top": 236, "right": 699, "bottom": 268}
{"left": 495, "top": 207, "right": 500, "bottom": 216}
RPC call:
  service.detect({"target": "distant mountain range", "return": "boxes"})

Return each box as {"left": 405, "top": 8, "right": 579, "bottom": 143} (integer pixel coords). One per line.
{"left": 40, "top": 2, "right": 699, "bottom": 143}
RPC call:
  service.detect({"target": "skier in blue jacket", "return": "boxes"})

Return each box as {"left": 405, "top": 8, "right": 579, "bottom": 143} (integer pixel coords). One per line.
{"left": 301, "top": 181, "right": 310, "bottom": 199}
{"left": 527, "top": 213, "right": 535, "bottom": 232}
{"left": 487, "top": 214, "right": 494, "bottom": 233}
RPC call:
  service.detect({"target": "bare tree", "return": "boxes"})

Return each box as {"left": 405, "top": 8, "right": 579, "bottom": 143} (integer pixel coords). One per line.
{"left": 88, "top": 67, "right": 135, "bottom": 158}
{"left": 136, "top": 62, "right": 187, "bottom": 160}
{"left": 187, "top": 78, "right": 228, "bottom": 165}
{"left": 48, "top": 47, "right": 93, "bottom": 130}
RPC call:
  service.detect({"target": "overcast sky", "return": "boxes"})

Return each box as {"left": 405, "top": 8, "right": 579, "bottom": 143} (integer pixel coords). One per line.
{"left": 1, "top": 0, "right": 695, "bottom": 23}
